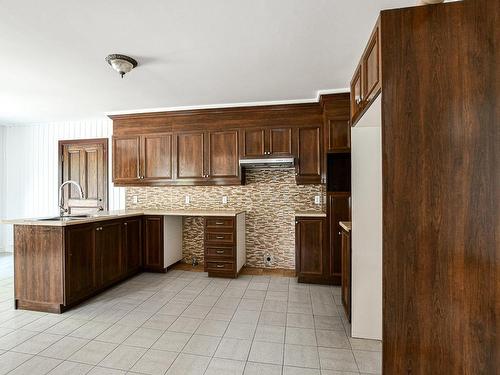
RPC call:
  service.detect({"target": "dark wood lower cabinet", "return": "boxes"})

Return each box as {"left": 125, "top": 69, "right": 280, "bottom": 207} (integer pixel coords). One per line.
{"left": 328, "top": 193, "right": 351, "bottom": 285}
{"left": 123, "top": 218, "right": 142, "bottom": 273}
{"left": 295, "top": 217, "right": 329, "bottom": 283}
{"left": 143, "top": 216, "right": 165, "bottom": 272}
{"left": 97, "top": 221, "right": 123, "bottom": 287}
{"left": 341, "top": 226, "right": 351, "bottom": 322}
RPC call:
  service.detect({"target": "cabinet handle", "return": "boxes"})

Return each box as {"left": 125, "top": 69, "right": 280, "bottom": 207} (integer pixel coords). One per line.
{"left": 124, "top": 223, "right": 128, "bottom": 226}
{"left": 216, "top": 264, "right": 224, "bottom": 268}
{"left": 216, "top": 236, "right": 224, "bottom": 239}
{"left": 215, "top": 222, "right": 224, "bottom": 225}
{"left": 216, "top": 250, "right": 225, "bottom": 254}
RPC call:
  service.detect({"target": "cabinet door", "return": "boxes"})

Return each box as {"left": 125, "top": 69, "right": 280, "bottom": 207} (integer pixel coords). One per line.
{"left": 113, "top": 136, "right": 140, "bottom": 184}
{"left": 141, "top": 133, "right": 173, "bottom": 182}
{"left": 350, "top": 65, "right": 363, "bottom": 124}
{"left": 241, "top": 128, "right": 266, "bottom": 157}
{"left": 326, "top": 119, "right": 350, "bottom": 152}
{"left": 207, "top": 130, "right": 239, "bottom": 179}
{"left": 143, "top": 216, "right": 164, "bottom": 271}
{"left": 295, "top": 126, "right": 322, "bottom": 184}
{"left": 269, "top": 128, "right": 293, "bottom": 156}
{"left": 175, "top": 132, "right": 206, "bottom": 180}
{"left": 65, "top": 224, "right": 96, "bottom": 304}
{"left": 296, "top": 218, "right": 326, "bottom": 279}
{"left": 362, "top": 25, "right": 381, "bottom": 103}
{"left": 97, "top": 221, "right": 123, "bottom": 287}
{"left": 123, "top": 218, "right": 142, "bottom": 273}
{"left": 341, "top": 230, "right": 351, "bottom": 321}
{"left": 328, "top": 193, "right": 351, "bottom": 285}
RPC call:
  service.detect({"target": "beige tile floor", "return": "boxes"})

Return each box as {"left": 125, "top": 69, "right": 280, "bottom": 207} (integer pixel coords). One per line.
{"left": 0, "top": 252, "right": 381, "bottom": 374}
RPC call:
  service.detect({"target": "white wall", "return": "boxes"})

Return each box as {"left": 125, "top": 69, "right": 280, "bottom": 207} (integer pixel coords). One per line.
{"left": 0, "top": 118, "right": 126, "bottom": 252}
{"left": 351, "top": 97, "right": 382, "bottom": 340}
{"left": 0, "top": 126, "right": 6, "bottom": 252}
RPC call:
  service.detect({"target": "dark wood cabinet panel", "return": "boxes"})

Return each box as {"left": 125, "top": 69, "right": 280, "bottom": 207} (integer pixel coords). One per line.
{"left": 123, "top": 218, "right": 142, "bottom": 273}
{"left": 141, "top": 133, "right": 173, "bottom": 181}
{"left": 242, "top": 128, "right": 266, "bottom": 157}
{"left": 326, "top": 119, "right": 350, "bottom": 152}
{"left": 269, "top": 128, "right": 293, "bottom": 156}
{"left": 113, "top": 136, "right": 140, "bottom": 183}
{"left": 362, "top": 25, "right": 381, "bottom": 103}
{"left": 175, "top": 132, "right": 205, "bottom": 180}
{"left": 350, "top": 65, "right": 363, "bottom": 124}
{"left": 65, "top": 224, "right": 96, "bottom": 304}
{"left": 341, "top": 228, "right": 351, "bottom": 322}
{"left": 295, "top": 217, "right": 327, "bottom": 281}
{"left": 143, "top": 216, "right": 165, "bottom": 272}
{"left": 203, "top": 216, "right": 238, "bottom": 278}
{"left": 97, "top": 221, "right": 123, "bottom": 287}
{"left": 208, "top": 130, "right": 239, "bottom": 178}
{"left": 295, "top": 126, "right": 322, "bottom": 184}
{"left": 328, "top": 193, "right": 351, "bottom": 285}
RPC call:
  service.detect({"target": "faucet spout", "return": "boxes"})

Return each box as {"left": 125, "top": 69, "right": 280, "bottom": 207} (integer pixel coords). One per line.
{"left": 59, "top": 180, "right": 84, "bottom": 216}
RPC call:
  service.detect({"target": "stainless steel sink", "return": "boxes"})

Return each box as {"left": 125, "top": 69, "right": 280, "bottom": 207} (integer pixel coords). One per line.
{"left": 36, "top": 215, "right": 91, "bottom": 221}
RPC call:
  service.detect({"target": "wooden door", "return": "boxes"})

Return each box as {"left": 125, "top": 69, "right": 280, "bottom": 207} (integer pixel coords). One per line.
{"left": 350, "top": 65, "right": 363, "bottom": 124}
{"left": 141, "top": 133, "right": 173, "bottom": 182}
{"left": 362, "top": 24, "right": 381, "bottom": 103}
{"left": 175, "top": 132, "right": 206, "bottom": 180}
{"left": 143, "top": 216, "right": 164, "bottom": 271}
{"left": 65, "top": 224, "right": 96, "bottom": 304}
{"left": 295, "top": 126, "right": 322, "bottom": 184}
{"left": 207, "top": 130, "right": 239, "bottom": 179}
{"left": 60, "top": 139, "right": 108, "bottom": 212}
{"left": 295, "top": 217, "right": 326, "bottom": 280}
{"left": 96, "top": 221, "right": 123, "bottom": 287}
{"left": 268, "top": 128, "right": 293, "bottom": 156}
{"left": 123, "top": 218, "right": 142, "bottom": 273}
{"left": 113, "top": 136, "right": 140, "bottom": 184}
{"left": 328, "top": 193, "right": 351, "bottom": 285}
{"left": 241, "top": 128, "right": 266, "bottom": 157}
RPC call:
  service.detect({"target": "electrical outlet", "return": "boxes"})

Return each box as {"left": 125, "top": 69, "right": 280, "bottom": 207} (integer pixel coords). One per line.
{"left": 132, "top": 195, "right": 138, "bottom": 204}
{"left": 314, "top": 195, "right": 321, "bottom": 205}
{"left": 222, "top": 196, "right": 228, "bottom": 204}
{"left": 185, "top": 195, "right": 190, "bottom": 204}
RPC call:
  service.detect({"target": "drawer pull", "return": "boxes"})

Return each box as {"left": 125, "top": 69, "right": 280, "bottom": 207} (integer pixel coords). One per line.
{"left": 216, "top": 264, "right": 224, "bottom": 268}
{"left": 216, "top": 236, "right": 224, "bottom": 239}
{"left": 215, "top": 222, "right": 224, "bottom": 225}
{"left": 216, "top": 250, "right": 225, "bottom": 254}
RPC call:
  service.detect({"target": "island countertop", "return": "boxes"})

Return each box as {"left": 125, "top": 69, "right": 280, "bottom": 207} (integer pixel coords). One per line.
{"left": 1, "top": 209, "right": 246, "bottom": 227}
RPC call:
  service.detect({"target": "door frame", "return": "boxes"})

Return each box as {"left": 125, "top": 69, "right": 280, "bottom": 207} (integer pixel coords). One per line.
{"left": 58, "top": 138, "right": 109, "bottom": 210}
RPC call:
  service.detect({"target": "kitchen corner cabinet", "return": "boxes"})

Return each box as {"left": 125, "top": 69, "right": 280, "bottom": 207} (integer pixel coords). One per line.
{"left": 295, "top": 126, "right": 322, "bottom": 184}
{"left": 350, "top": 20, "right": 381, "bottom": 126}
{"left": 240, "top": 127, "right": 293, "bottom": 158}
{"left": 295, "top": 217, "right": 328, "bottom": 283}
{"left": 113, "top": 133, "right": 173, "bottom": 184}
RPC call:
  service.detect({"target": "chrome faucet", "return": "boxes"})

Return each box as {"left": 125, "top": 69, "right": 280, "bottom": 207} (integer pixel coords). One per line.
{"left": 59, "top": 180, "right": 84, "bottom": 216}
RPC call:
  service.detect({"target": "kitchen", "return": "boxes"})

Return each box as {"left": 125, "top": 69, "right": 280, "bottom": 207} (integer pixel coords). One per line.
{"left": 0, "top": 1, "right": 497, "bottom": 374}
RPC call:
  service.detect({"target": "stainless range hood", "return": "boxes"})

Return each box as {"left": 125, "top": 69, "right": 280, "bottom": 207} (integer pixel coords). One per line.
{"left": 239, "top": 157, "right": 295, "bottom": 169}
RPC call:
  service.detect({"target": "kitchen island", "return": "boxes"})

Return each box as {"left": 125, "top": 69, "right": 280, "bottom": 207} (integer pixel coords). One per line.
{"left": 4, "top": 209, "right": 245, "bottom": 313}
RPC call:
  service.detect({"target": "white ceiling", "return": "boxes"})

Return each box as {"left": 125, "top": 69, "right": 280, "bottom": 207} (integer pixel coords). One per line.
{"left": 0, "top": 0, "right": 417, "bottom": 125}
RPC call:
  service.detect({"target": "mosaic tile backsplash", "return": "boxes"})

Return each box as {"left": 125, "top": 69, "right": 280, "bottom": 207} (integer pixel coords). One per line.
{"left": 126, "top": 169, "right": 325, "bottom": 269}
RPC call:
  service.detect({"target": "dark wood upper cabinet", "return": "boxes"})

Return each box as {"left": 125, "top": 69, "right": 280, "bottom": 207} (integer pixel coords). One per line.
{"left": 175, "top": 132, "right": 206, "bottom": 180}
{"left": 141, "top": 133, "right": 173, "bottom": 182}
{"left": 295, "top": 126, "right": 322, "bottom": 184}
{"left": 295, "top": 217, "right": 327, "bottom": 282}
{"left": 143, "top": 216, "right": 164, "bottom": 272}
{"left": 350, "top": 64, "right": 363, "bottom": 124}
{"left": 326, "top": 119, "right": 350, "bottom": 152}
{"left": 113, "top": 136, "right": 140, "bottom": 183}
{"left": 96, "top": 221, "right": 123, "bottom": 288}
{"left": 65, "top": 224, "right": 96, "bottom": 304}
{"left": 207, "top": 130, "right": 239, "bottom": 179}
{"left": 321, "top": 93, "right": 351, "bottom": 153}
{"left": 269, "top": 128, "right": 293, "bottom": 156}
{"left": 241, "top": 128, "right": 265, "bottom": 157}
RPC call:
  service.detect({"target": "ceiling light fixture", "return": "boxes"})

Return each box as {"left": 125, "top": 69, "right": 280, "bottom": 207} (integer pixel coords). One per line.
{"left": 105, "top": 54, "right": 138, "bottom": 78}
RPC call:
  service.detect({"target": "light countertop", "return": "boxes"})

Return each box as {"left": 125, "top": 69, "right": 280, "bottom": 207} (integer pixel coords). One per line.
{"left": 339, "top": 221, "right": 352, "bottom": 232}
{"left": 295, "top": 210, "right": 327, "bottom": 218}
{"left": 1, "top": 209, "right": 246, "bottom": 227}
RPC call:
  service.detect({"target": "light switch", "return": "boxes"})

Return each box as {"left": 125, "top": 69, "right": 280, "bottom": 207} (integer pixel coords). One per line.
{"left": 185, "top": 195, "right": 190, "bottom": 204}
{"left": 132, "top": 195, "right": 138, "bottom": 204}
{"left": 314, "top": 195, "right": 321, "bottom": 205}
{"left": 222, "top": 196, "right": 228, "bottom": 204}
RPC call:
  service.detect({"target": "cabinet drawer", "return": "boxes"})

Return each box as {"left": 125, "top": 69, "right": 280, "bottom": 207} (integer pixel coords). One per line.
{"left": 205, "top": 232, "right": 234, "bottom": 244}
{"left": 206, "top": 261, "right": 235, "bottom": 272}
{"left": 205, "top": 246, "right": 235, "bottom": 259}
{"left": 205, "top": 217, "right": 234, "bottom": 230}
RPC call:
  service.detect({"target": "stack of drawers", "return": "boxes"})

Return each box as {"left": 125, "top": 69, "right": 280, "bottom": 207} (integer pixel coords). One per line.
{"left": 204, "top": 217, "right": 237, "bottom": 277}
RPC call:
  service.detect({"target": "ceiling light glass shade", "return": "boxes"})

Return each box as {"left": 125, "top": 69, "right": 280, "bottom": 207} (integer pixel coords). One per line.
{"left": 105, "top": 54, "right": 138, "bottom": 78}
